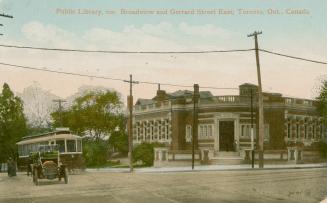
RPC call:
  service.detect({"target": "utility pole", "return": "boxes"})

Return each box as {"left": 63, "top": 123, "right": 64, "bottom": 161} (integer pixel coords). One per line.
{"left": 124, "top": 74, "right": 139, "bottom": 172}
{"left": 250, "top": 88, "right": 255, "bottom": 168}
{"left": 192, "top": 84, "right": 199, "bottom": 169}
{"left": 248, "top": 31, "right": 264, "bottom": 168}
{"left": 53, "top": 99, "right": 66, "bottom": 127}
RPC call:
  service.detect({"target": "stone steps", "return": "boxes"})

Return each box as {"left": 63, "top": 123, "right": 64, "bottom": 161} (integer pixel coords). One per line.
{"left": 211, "top": 151, "right": 244, "bottom": 165}
{"left": 210, "top": 158, "right": 244, "bottom": 165}
{"left": 214, "top": 151, "right": 240, "bottom": 157}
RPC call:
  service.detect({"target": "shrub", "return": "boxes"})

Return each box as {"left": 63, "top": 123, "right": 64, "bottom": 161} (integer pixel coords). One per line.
{"left": 108, "top": 132, "right": 128, "bottom": 156}
{"left": 133, "top": 142, "right": 164, "bottom": 166}
{"left": 318, "top": 142, "right": 327, "bottom": 158}
{"left": 83, "top": 140, "right": 108, "bottom": 167}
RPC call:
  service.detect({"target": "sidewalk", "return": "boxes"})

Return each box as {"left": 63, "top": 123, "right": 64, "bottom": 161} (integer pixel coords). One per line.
{"left": 86, "top": 163, "right": 327, "bottom": 173}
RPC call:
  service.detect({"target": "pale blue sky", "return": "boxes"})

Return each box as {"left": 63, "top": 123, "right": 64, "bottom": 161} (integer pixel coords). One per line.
{"left": 1, "top": 0, "right": 325, "bottom": 40}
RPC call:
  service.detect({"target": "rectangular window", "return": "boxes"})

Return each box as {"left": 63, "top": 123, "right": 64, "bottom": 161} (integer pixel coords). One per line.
{"left": 32, "top": 144, "right": 37, "bottom": 153}
{"left": 286, "top": 98, "right": 292, "bottom": 104}
{"left": 208, "top": 125, "right": 212, "bottom": 137}
{"left": 66, "top": 140, "right": 76, "bottom": 152}
{"left": 56, "top": 140, "right": 65, "bottom": 153}
{"left": 200, "top": 126, "right": 203, "bottom": 137}
{"left": 304, "top": 125, "right": 307, "bottom": 139}
{"left": 296, "top": 123, "right": 299, "bottom": 138}
{"left": 77, "top": 140, "right": 82, "bottom": 152}
{"left": 313, "top": 125, "right": 316, "bottom": 139}
{"left": 154, "top": 125, "right": 157, "bottom": 140}
{"left": 204, "top": 125, "right": 208, "bottom": 137}
{"left": 198, "top": 124, "right": 213, "bottom": 139}
{"left": 151, "top": 125, "right": 154, "bottom": 141}
{"left": 137, "top": 127, "right": 140, "bottom": 142}
{"left": 241, "top": 124, "right": 255, "bottom": 137}
{"left": 248, "top": 125, "right": 251, "bottom": 137}
{"left": 185, "top": 125, "right": 192, "bottom": 142}
{"left": 18, "top": 145, "right": 23, "bottom": 156}
{"left": 23, "top": 145, "right": 27, "bottom": 156}
{"left": 27, "top": 144, "right": 32, "bottom": 154}
{"left": 287, "top": 123, "right": 291, "bottom": 138}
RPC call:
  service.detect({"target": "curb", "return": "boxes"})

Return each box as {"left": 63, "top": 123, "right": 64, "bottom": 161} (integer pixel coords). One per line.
{"left": 86, "top": 164, "right": 327, "bottom": 173}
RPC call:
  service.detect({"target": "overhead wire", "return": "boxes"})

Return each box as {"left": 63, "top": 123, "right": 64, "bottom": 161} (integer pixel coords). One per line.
{"left": 0, "top": 62, "right": 239, "bottom": 90}
{"left": 0, "top": 44, "right": 254, "bottom": 54}
{"left": 0, "top": 44, "right": 326, "bottom": 64}
{"left": 259, "top": 49, "right": 327, "bottom": 65}
{"left": 1, "top": 44, "right": 326, "bottom": 93}
{"left": 0, "top": 62, "right": 125, "bottom": 82}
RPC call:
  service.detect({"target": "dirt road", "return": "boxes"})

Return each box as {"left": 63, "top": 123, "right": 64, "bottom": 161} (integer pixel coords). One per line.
{"left": 0, "top": 168, "right": 326, "bottom": 203}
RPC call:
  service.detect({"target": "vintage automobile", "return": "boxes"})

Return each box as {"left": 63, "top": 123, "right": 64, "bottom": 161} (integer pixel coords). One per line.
{"left": 31, "top": 145, "right": 68, "bottom": 185}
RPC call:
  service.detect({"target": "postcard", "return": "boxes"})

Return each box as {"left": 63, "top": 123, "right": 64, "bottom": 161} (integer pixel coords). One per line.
{"left": 0, "top": 0, "right": 326, "bottom": 202}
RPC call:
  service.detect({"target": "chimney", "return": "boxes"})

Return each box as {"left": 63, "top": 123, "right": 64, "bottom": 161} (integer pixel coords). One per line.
{"left": 156, "top": 90, "right": 166, "bottom": 100}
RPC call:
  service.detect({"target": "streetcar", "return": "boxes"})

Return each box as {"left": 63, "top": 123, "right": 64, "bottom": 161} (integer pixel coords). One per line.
{"left": 17, "top": 128, "right": 85, "bottom": 172}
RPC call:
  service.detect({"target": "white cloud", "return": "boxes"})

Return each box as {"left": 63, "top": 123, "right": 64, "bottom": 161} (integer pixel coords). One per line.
{"left": 138, "top": 22, "right": 175, "bottom": 37}
{"left": 179, "top": 22, "right": 231, "bottom": 38}
{"left": 83, "top": 24, "right": 183, "bottom": 51}
{"left": 82, "top": 22, "right": 237, "bottom": 52}
{"left": 20, "top": 21, "right": 233, "bottom": 51}
{"left": 22, "top": 21, "right": 78, "bottom": 48}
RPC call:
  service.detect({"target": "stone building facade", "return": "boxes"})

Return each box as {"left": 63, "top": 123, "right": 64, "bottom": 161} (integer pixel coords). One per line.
{"left": 133, "top": 83, "right": 325, "bottom": 165}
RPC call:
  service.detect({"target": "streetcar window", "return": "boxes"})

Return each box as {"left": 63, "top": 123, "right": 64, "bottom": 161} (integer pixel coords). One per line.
{"left": 77, "top": 140, "right": 82, "bottom": 152}
{"left": 67, "top": 140, "right": 76, "bottom": 152}
{"left": 18, "top": 145, "right": 23, "bottom": 156}
{"left": 56, "top": 140, "right": 65, "bottom": 153}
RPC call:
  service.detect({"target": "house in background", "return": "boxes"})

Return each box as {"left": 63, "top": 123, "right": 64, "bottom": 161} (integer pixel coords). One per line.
{"left": 132, "top": 83, "right": 325, "bottom": 166}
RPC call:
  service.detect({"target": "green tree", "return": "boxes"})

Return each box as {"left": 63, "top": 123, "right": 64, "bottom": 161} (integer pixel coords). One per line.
{"left": 108, "top": 122, "right": 128, "bottom": 156}
{"left": 52, "top": 90, "right": 124, "bottom": 140}
{"left": 316, "top": 80, "right": 327, "bottom": 158}
{"left": 0, "top": 83, "right": 27, "bottom": 162}
{"left": 51, "top": 90, "right": 126, "bottom": 166}
{"left": 317, "top": 80, "right": 327, "bottom": 118}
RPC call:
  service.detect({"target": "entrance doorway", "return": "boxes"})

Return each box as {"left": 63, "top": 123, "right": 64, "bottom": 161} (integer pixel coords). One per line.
{"left": 219, "top": 121, "right": 234, "bottom": 151}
